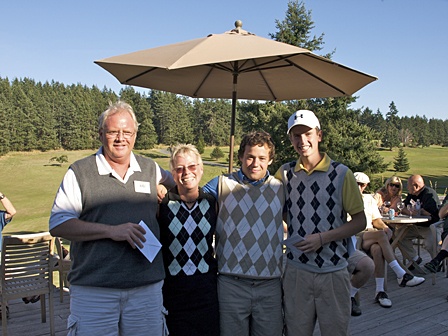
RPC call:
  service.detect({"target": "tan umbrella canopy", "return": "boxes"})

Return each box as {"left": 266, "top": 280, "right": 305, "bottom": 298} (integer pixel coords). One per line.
{"left": 95, "top": 21, "right": 377, "bottom": 172}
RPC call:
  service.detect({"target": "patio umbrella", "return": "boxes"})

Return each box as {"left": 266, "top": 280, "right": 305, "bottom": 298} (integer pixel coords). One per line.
{"left": 95, "top": 21, "right": 377, "bottom": 172}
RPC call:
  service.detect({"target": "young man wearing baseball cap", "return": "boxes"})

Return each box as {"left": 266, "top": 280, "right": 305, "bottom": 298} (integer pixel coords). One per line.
{"left": 275, "top": 110, "right": 366, "bottom": 336}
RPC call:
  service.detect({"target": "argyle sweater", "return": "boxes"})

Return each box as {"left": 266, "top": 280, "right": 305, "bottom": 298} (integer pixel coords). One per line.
{"left": 278, "top": 160, "right": 350, "bottom": 273}
{"left": 215, "top": 173, "right": 284, "bottom": 279}
{"left": 158, "top": 187, "right": 218, "bottom": 277}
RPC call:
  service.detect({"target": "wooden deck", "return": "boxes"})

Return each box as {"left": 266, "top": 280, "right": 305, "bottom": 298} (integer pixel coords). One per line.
{"left": 2, "top": 249, "right": 448, "bottom": 336}
{"left": 0, "top": 287, "right": 70, "bottom": 336}
{"left": 347, "top": 252, "right": 448, "bottom": 335}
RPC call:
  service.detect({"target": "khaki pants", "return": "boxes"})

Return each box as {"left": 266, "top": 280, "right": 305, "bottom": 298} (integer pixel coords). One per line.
{"left": 396, "top": 225, "right": 433, "bottom": 259}
{"left": 283, "top": 262, "right": 350, "bottom": 336}
{"left": 218, "top": 274, "right": 283, "bottom": 336}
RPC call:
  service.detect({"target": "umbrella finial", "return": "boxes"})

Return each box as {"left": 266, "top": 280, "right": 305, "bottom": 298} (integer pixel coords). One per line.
{"left": 226, "top": 20, "right": 254, "bottom": 36}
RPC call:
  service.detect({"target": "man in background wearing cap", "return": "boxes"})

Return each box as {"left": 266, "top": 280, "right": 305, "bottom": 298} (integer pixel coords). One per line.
{"left": 275, "top": 110, "right": 366, "bottom": 335}
{"left": 353, "top": 172, "right": 424, "bottom": 311}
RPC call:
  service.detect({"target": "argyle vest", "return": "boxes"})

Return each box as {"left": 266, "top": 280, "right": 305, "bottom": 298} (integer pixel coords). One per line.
{"left": 279, "top": 160, "right": 349, "bottom": 273}
{"left": 215, "top": 173, "right": 284, "bottom": 279}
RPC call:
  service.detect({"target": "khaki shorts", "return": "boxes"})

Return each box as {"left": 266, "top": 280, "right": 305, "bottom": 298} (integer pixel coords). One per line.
{"left": 347, "top": 249, "right": 370, "bottom": 274}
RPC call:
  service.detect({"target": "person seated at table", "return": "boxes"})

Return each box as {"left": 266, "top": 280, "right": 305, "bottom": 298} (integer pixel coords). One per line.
{"left": 424, "top": 199, "right": 448, "bottom": 273}
{"left": 354, "top": 173, "right": 425, "bottom": 308}
{"left": 373, "top": 176, "right": 403, "bottom": 213}
{"left": 398, "top": 175, "right": 441, "bottom": 266}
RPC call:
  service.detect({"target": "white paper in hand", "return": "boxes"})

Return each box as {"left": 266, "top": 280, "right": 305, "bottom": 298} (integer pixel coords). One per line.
{"left": 282, "top": 234, "right": 304, "bottom": 257}
{"left": 137, "top": 220, "right": 162, "bottom": 263}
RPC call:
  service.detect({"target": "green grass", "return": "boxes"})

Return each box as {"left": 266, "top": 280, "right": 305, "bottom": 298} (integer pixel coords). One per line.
{"left": 1, "top": 146, "right": 447, "bottom": 236}
{"left": 371, "top": 146, "right": 448, "bottom": 195}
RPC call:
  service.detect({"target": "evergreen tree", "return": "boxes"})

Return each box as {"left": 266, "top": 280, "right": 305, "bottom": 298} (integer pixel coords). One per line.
{"left": 393, "top": 147, "right": 410, "bottom": 172}
{"left": 210, "top": 146, "right": 224, "bottom": 160}
{"left": 0, "top": 78, "right": 12, "bottom": 155}
{"left": 382, "top": 124, "right": 400, "bottom": 150}
{"left": 386, "top": 101, "right": 400, "bottom": 129}
{"left": 196, "top": 133, "right": 205, "bottom": 154}
{"left": 150, "top": 91, "right": 193, "bottom": 146}
{"left": 262, "top": 0, "right": 387, "bottom": 173}
{"left": 120, "top": 87, "right": 158, "bottom": 149}
{"left": 413, "top": 115, "right": 431, "bottom": 147}
{"left": 193, "top": 99, "right": 232, "bottom": 146}
{"left": 270, "top": 0, "right": 328, "bottom": 56}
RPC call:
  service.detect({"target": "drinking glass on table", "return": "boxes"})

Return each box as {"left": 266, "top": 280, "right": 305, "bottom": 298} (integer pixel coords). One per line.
{"left": 397, "top": 201, "right": 404, "bottom": 216}
{"left": 407, "top": 204, "right": 413, "bottom": 218}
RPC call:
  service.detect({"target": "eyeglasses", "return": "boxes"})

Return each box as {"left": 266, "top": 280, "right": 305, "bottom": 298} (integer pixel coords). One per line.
{"left": 174, "top": 164, "right": 199, "bottom": 174}
{"left": 104, "top": 130, "right": 135, "bottom": 139}
{"left": 389, "top": 183, "right": 400, "bottom": 188}
{"left": 357, "top": 182, "right": 366, "bottom": 187}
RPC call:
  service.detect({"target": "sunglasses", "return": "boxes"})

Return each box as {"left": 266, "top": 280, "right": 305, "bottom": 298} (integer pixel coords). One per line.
{"left": 389, "top": 183, "right": 400, "bottom": 188}
{"left": 174, "top": 164, "right": 198, "bottom": 174}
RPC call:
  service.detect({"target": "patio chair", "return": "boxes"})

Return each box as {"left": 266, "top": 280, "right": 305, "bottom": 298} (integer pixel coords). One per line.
{"left": 430, "top": 220, "right": 447, "bottom": 285}
{"left": 1, "top": 232, "right": 55, "bottom": 336}
{"left": 51, "top": 237, "right": 71, "bottom": 303}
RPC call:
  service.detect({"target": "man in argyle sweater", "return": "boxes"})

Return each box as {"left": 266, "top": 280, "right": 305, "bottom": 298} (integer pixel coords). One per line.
{"left": 275, "top": 110, "right": 366, "bottom": 336}
{"left": 203, "top": 131, "right": 285, "bottom": 336}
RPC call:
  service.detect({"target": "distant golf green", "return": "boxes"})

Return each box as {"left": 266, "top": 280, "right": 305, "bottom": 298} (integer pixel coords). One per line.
{"left": 1, "top": 146, "right": 447, "bottom": 235}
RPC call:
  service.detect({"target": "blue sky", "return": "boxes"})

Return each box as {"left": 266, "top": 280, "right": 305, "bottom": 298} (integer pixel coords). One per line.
{"left": 2, "top": 0, "right": 447, "bottom": 120}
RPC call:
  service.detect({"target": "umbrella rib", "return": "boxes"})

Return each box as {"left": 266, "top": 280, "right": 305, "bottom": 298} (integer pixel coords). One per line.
{"left": 285, "top": 57, "right": 348, "bottom": 95}
{"left": 237, "top": 55, "right": 298, "bottom": 73}
{"left": 207, "top": 59, "right": 251, "bottom": 73}
{"left": 123, "top": 67, "right": 158, "bottom": 84}
{"left": 192, "top": 67, "right": 214, "bottom": 97}
{"left": 249, "top": 59, "right": 278, "bottom": 101}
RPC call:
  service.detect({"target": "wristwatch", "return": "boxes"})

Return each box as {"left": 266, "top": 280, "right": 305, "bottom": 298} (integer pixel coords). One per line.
{"left": 0, "top": 194, "right": 5, "bottom": 200}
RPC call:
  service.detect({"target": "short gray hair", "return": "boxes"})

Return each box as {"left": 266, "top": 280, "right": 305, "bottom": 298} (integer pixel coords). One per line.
{"left": 98, "top": 100, "right": 139, "bottom": 131}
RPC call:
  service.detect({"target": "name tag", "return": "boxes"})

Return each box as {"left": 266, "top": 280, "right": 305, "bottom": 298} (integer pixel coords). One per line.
{"left": 134, "top": 181, "right": 151, "bottom": 194}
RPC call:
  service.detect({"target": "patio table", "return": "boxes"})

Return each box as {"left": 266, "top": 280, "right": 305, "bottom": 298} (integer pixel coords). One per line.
{"left": 383, "top": 215, "right": 430, "bottom": 274}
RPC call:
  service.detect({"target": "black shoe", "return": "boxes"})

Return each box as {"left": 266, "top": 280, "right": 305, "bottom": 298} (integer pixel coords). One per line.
{"left": 424, "top": 260, "right": 439, "bottom": 273}
{"left": 351, "top": 297, "right": 362, "bottom": 316}
{"left": 408, "top": 256, "right": 422, "bottom": 271}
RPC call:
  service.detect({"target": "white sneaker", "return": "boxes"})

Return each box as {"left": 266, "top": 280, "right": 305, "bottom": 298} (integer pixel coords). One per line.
{"left": 375, "top": 291, "right": 392, "bottom": 308}
{"left": 398, "top": 273, "right": 425, "bottom": 287}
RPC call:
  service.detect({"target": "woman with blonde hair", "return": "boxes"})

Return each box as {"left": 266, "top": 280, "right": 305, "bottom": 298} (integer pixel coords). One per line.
{"left": 158, "top": 143, "right": 219, "bottom": 336}
{"left": 373, "top": 176, "right": 403, "bottom": 213}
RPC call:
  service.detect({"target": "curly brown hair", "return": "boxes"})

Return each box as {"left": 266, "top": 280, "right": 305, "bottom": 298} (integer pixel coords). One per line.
{"left": 237, "top": 131, "right": 275, "bottom": 161}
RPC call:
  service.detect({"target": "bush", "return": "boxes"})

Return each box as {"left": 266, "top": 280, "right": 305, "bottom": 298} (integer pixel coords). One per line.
{"left": 210, "top": 147, "right": 224, "bottom": 160}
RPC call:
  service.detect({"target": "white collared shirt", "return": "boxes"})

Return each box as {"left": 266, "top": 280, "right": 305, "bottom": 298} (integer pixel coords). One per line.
{"left": 49, "top": 148, "right": 171, "bottom": 230}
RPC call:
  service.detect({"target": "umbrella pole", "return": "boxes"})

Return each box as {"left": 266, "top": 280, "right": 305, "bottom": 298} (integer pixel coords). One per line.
{"left": 228, "top": 73, "right": 238, "bottom": 173}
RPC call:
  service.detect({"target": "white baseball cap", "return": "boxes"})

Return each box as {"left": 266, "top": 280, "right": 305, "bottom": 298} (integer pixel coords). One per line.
{"left": 287, "top": 110, "right": 321, "bottom": 134}
{"left": 354, "top": 172, "right": 370, "bottom": 184}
